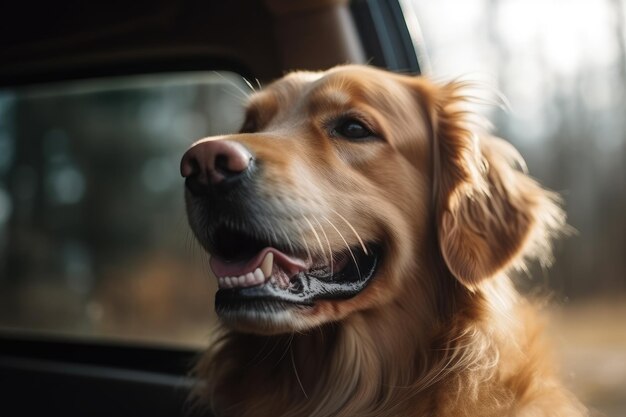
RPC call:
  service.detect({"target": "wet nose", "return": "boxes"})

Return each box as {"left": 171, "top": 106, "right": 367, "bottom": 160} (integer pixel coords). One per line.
{"left": 180, "top": 139, "right": 253, "bottom": 193}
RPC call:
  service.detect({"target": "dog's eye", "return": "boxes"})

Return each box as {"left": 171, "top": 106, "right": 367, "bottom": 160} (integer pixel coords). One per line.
{"left": 333, "top": 119, "right": 374, "bottom": 140}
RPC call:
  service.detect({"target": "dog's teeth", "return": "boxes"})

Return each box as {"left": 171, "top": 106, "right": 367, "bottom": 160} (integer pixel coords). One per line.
{"left": 245, "top": 272, "right": 255, "bottom": 285}
{"left": 254, "top": 268, "right": 265, "bottom": 284}
{"left": 261, "top": 252, "right": 273, "bottom": 278}
{"left": 238, "top": 275, "right": 246, "bottom": 286}
{"left": 218, "top": 277, "right": 225, "bottom": 288}
{"left": 225, "top": 277, "right": 233, "bottom": 288}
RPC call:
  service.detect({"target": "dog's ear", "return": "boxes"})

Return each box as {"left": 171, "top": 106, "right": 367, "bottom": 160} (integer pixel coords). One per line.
{"left": 414, "top": 80, "right": 565, "bottom": 289}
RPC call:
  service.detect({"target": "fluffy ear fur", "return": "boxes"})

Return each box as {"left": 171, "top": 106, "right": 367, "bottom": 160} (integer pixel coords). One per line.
{"left": 417, "top": 81, "right": 566, "bottom": 289}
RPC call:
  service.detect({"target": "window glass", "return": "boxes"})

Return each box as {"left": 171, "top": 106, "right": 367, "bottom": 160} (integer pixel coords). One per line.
{"left": 0, "top": 72, "right": 251, "bottom": 347}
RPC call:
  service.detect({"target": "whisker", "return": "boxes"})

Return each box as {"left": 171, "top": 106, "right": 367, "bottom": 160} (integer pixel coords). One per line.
{"left": 313, "top": 215, "right": 333, "bottom": 277}
{"left": 291, "top": 345, "right": 308, "bottom": 399}
{"left": 246, "top": 335, "right": 273, "bottom": 366}
{"left": 322, "top": 215, "right": 361, "bottom": 279}
{"left": 329, "top": 208, "right": 368, "bottom": 255}
{"left": 256, "top": 335, "right": 283, "bottom": 364}
{"left": 241, "top": 77, "right": 256, "bottom": 92}
{"left": 213, "top": 71, "right": 252, "bottom": 102}
{"left": 295, "top": 224, "right": 312, "bottom": 264}
{"left": 220, "top": 87, "right": 249, "bottom": 105}
{"left": 274, "top": 334, "right": 294, "bottom": 367}
{"left": 303, "top": 215, "right": 328, "bottom": 264}
{"left": 294, "top": 208, "right": 314, "bottom": 264}
{"left": 277, "top": 220, "right": 296, "bottom": 254}
{"left": 255, "top": 78, "right": 263, "bottom": 91}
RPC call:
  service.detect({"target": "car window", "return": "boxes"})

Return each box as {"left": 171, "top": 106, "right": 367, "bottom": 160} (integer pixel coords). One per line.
{"left": 0, "top": 72, "right": 251, "bottom": 347}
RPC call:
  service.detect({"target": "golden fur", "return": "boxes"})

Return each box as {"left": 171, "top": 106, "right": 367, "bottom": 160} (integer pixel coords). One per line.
{"left": 186, "top": 65, "right": 587, "bottom": 416}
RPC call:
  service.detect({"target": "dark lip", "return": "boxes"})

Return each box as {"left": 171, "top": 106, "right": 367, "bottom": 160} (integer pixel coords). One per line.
{"left": 215, "top": 244, "right": 381, "bottom": 314}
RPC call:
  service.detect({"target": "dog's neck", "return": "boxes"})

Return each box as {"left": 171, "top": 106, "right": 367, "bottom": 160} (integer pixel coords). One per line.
{"left": 193, "top": 273, "right": 528, "bottom": 417}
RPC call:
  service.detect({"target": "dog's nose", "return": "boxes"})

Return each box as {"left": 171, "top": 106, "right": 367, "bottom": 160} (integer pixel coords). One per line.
{"left": 180, "top": 139, "right": 253, "bottom": 193}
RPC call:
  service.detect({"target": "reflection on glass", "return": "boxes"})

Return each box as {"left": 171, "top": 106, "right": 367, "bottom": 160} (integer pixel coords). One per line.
{"left": 0, "top": 188, "right": 11, "bottom": 226}
{"left": 0, "top": 72, "right": 249, "bottom": 347}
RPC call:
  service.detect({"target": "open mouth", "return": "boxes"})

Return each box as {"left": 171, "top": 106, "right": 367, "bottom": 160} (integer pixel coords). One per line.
{"left": 208, "top": 225, "right": 380, "bottom": 315}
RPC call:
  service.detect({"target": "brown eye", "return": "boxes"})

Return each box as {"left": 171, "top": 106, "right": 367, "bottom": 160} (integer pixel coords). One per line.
{"left": 333, "top": 119, "right": 374, "bottom": 140}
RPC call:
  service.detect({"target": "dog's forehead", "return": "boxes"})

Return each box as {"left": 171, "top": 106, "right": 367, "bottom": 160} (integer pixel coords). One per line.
{"left": 249, "top": 67, "right": 414, "bottom": 115}
{"left": 308, "top": 67, "right": 407, "bottom": 107}
{"left": 248, "top": 71, "right": 322, "bottom": 107}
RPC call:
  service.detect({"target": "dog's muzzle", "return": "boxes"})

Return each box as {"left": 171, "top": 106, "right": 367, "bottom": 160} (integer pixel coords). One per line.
{"left": 182, "top": 137, "right": 381, "bottom": 324}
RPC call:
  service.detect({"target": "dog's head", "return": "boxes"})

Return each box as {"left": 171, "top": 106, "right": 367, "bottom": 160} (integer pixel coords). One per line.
{"left": 182, "top": 65, "right": 564, "bottom": 334}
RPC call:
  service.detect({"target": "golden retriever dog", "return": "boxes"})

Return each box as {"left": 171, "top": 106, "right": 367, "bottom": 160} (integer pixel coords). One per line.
{"left": 181, "top": 65, "right": 587, "bottom": 416}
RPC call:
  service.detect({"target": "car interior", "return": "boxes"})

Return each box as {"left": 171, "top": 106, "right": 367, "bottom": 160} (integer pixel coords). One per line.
{"left": 0, "top": 0, "right": 424, "bottom": 415}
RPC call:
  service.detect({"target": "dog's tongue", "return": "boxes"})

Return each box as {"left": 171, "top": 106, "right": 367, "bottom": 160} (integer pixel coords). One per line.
{"left": 209, "top": 248, "right": 310, "bottom": 280}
